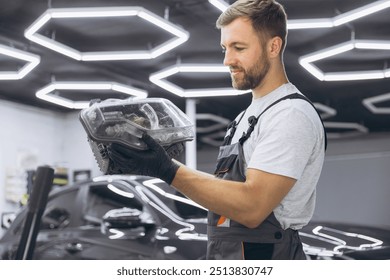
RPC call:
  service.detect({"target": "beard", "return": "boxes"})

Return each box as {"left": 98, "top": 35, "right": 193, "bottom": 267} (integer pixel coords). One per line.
{"left": 230, "top": 54, "right": 270, "bottom": 90}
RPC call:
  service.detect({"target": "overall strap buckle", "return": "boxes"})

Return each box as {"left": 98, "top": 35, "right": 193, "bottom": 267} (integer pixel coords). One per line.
{"left": 222, "top": 120, "right": 237, "bottom": 146}
{"left": 239, "top": 115, "right": 258, "bottom": 145}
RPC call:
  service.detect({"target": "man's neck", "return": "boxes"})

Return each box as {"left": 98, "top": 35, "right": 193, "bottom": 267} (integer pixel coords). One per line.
{"left": 252, "top": 73, "right": 289, "bottom": 99}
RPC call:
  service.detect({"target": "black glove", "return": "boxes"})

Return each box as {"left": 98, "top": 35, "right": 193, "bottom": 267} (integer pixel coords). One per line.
{"left": 107, "top": 133, "right": 180, "bottom": 184}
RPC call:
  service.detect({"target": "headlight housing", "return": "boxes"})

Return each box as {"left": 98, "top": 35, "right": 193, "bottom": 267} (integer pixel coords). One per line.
{"left": 79, "top": 98, "right": 194, "bottom": 174}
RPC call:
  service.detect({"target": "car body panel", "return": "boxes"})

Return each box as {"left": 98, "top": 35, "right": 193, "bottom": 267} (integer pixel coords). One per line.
{"left": 0, "top": 175, "right": 388, "bottom": 260}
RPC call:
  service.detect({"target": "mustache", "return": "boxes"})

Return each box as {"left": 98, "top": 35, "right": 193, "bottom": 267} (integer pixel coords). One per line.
{"left": 229, "top": 66, "right": 244, "bottom": 72}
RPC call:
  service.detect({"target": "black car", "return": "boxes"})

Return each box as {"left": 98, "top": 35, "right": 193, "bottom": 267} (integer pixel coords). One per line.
{"left": 1, "top": 175, "right": 389, "bottom": 260}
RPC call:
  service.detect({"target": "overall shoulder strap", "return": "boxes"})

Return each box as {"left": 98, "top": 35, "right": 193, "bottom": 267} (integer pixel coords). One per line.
{"left": 222, "top": 109, "right": 246, "bottom": 146}
{"left": 239, "top": 93, "right": 327, "bottom": 150}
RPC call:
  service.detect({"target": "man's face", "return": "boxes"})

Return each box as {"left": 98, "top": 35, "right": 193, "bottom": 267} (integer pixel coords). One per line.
{"left": 221, "top": 18, "right": 270, "bottom": 91}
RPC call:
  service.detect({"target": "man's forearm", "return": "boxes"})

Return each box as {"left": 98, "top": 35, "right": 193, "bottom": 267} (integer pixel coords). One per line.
{"left": 170, "top": 163, "right": 296, "bottom": 228}
{"left": 171, "top": 164, "right": 265, "bottom": 228}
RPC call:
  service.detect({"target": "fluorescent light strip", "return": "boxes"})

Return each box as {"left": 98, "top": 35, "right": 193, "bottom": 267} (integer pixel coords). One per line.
{"left": 299, "top": 40, "right": 390, "bottom": 82}
{"left": 324, "top": 71, "right": 386, "bottom": 81}
{"left": 355, "top": 40, "right": 390, "bottom": 50}
{"left": 287, "top": 18, "right": 333, "bottom": 30}
{"left": 333, "top": 0, "right": 390, "bottom": 27}
{"left": 323, "top": 121, "right": 369, "bottom": 139}
{"left": 150, "top": 37, "right": 188, "bottom": 59}
{"left": 149, "top": 64, "right": 250, "bottom": 98}
{"left": 35, "top": 81, "right": 148, "bottom": 109}
{"left": 290, "top": 0, "right": 390, "bottom": 29}
{"left": 138, "top": 10, "right": 188, "bottom": 39}
{"left": 196, "top": 113, "right": 230, "bottom": 133}
{"left": 313, "top": 103, "right": 337, "bottom": 120}
{"left": 50, "top": 7, "right": 139, "bottom": 18}
{"left": 28, "top": 33, "right": 82, "bottom": 60}
{"left": 25, "top": 7, "right": 189, "bottom": 61}
{"left": 298, "top": 61, "right": 325, "bottom": 81}
{"left": 200, "top": 130, "right": 226, "bottom": 147}
{"left": 0, "top": 44, "right": 40, "bottom": 80}
{"left": 24, "top": 13, "right": 51, "bottom": 36}
{"left": 149, "top": 66, "right": 183, "bottom": 96}
{"left": 82, "top": 51, "right": 152, "bottom": 61}
{"left": 300, "top": 41, "right": 354, "bottom": 63}
{"left": 362, "top": 92, "right": 390, "bottom": 114}
{"left": 323, "top": 122, "right": 369, "bottom": 132}
{"left": 208, "top": 0, "right": 228, "bottom": 12}
{"left": 209, "top": 0, "right": 390, "bottom": 30}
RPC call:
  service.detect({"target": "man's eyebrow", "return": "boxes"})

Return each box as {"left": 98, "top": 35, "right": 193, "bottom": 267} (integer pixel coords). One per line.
{"left": 221, "top": 41, "right": 248, "bottom": 48}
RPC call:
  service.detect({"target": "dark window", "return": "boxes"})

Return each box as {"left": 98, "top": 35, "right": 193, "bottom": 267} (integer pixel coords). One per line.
{"left": 83, "top": 183, "right": 144, "bottom": 225}
{"left": 40, "top": 188, "right": 79, "bottom": 230}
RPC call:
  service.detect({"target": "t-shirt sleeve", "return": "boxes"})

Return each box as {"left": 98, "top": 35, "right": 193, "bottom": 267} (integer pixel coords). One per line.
{"left": 247, "top": 106, "right": 318, "bottom": 179}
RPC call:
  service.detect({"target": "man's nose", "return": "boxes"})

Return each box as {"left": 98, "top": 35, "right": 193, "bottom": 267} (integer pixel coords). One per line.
{"left": 223, "top": 50, "right": 235, "bottom": 66}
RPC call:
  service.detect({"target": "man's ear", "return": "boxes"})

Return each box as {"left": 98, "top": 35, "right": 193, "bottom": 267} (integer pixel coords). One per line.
{"left": 268, "top": 36, "right": 283, "bottom": 58}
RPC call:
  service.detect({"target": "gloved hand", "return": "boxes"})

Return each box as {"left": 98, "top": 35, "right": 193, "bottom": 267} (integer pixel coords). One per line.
{"left": 107, "top": 133, "right": 180, "bottom": 185}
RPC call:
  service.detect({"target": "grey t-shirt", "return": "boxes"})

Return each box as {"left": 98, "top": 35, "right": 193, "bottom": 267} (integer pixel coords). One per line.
{"left": 230, "top": 83, "right": 325, "bottom": 230}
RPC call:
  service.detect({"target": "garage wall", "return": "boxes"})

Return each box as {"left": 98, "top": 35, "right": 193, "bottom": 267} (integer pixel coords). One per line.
{"left": 0, "top": 101, "right": 101, "bottom": 236}
{"left": 0, "top": 100, "right": 63, "bottom": 216}
{"left": 313, "top": 134, "right": 390, "bottom": 229}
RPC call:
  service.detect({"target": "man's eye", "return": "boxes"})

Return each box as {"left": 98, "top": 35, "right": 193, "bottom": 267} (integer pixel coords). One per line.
{"left": 235, "top": 47, "right": 244, "bottom": 51}
{"left": 221, "top": 49, "right": 226, "bottom": 54}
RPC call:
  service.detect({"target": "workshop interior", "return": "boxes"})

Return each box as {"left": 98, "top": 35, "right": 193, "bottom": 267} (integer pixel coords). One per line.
{"left": 0, "top": 0, "right": 389, "bottom": 260}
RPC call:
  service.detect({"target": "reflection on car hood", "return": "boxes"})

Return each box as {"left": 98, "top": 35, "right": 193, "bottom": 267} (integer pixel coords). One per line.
{"left": 300, "top": 222, "right": 390, "bottom": 259}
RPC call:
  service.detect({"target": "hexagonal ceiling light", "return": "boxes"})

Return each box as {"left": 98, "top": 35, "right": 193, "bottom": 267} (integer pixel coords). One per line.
{"left": 299, "top": 39, "right": 390, "bottom": 81}
{"left": 24, "top": 7, "right": 189, "bottom": 61}
{"left": 196, "top": 113, "right": 233, "bottom": 147}
{"left": 0, "top": 44, "right": 40, "bottom": 80}
{"left": 149, "top": 64, "right": 250, "bottom": 98}
{"left": 209, "top": 0, "right": 390, "bottom": 30}
{"left": 313, "top": 103, "right": 337, "bottom": 120}
{"left": 288, "top": 0, "right": 390, "bottom": 29}
{"left": 363, "top": 92, "right": 390, "bottom": 114}
{"left": 35, "top": 81, "right": 148, "bottom": 109}
{"left": 324, "top": 121, "right": 369, "bottom": 139}
{"left": 200, "top": 130, "right": 227, "bottom": 147}
{"left": 196, "top": 113, "right": 230, "bottom": 133}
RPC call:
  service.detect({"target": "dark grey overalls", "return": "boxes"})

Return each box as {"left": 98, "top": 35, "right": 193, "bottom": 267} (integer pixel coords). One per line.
{"left": 207, "top": 93, "right": 327, "bottom": 260}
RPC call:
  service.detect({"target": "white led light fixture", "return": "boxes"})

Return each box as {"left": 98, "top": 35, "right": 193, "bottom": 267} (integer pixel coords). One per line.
{"left": 149, "top": 64, "right": 250, "bottom": 98}
{"left": 299, "top": 39, "right": 390, "bottom": 81}
{"left": 25, "top": 6, "right": 189, "bottom": 61}
{"left": 35, "top": 81, "right": 148, "bottom": 109}
{"left": 0, "top": 44, "right": 40, "bottom": 80}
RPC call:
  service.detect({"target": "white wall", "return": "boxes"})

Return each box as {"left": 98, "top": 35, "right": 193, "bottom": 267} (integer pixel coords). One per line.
{"left": 0, "top": 100, "right": 101, "bottom": 236}
{"left": 313, "top": 133, "right": 390, "bottom": 229}
{"left": 0, "top": 100, "right": 62, "bottom": 215}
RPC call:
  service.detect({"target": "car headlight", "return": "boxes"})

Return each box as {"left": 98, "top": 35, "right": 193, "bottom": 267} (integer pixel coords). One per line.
{"left": 79, "top": 97, "right": 194, "bottom": 174}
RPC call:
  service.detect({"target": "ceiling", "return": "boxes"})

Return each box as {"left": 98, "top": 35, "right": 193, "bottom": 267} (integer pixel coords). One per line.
{"left": 0, "top": 0, "right": 389, "bottom": 147}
